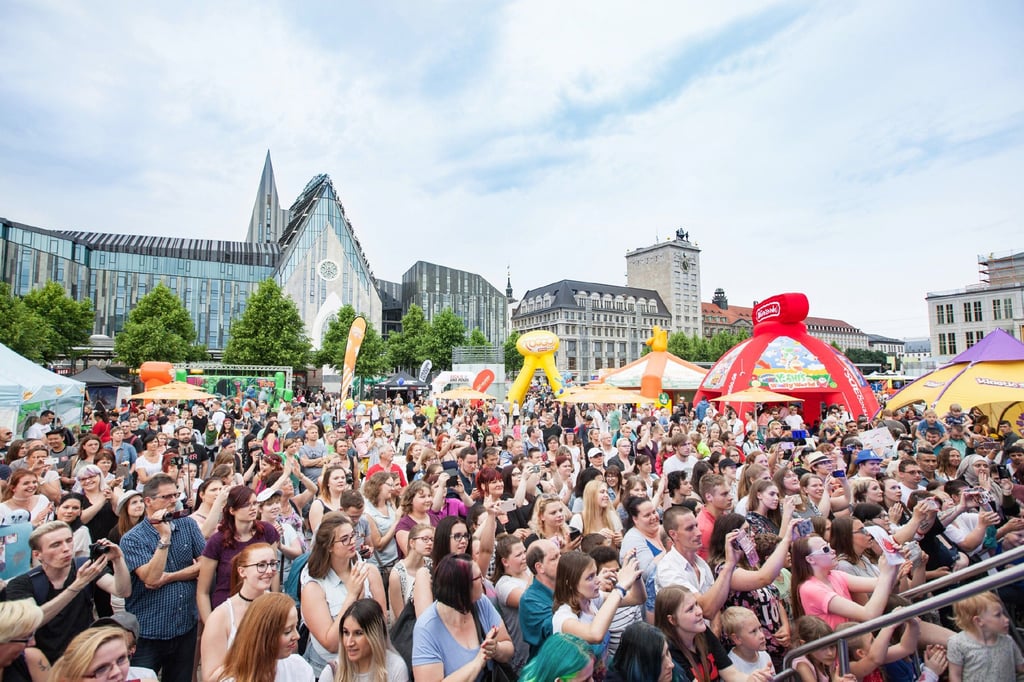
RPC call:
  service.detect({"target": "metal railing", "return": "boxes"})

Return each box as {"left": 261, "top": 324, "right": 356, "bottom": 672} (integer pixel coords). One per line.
{"left": 772, "top": 552, "right": 1024, "bottom": 681}
{"left": 900, "top": 542, "right": 1024, "bottom": 600}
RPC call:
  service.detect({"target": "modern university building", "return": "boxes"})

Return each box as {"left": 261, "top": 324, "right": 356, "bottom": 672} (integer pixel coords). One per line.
{"left": 1, "top": 153, "right": 510, "bottom": 360}
{"left": 0, "top": 153, "right": 382, "bottom": 355}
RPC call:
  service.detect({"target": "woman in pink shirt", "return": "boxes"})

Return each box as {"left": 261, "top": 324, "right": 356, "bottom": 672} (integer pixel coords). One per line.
{"left": 791, "top": 535, "right": 897, "bottom": 629}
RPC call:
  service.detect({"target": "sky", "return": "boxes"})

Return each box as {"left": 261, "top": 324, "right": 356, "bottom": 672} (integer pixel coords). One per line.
{"left": 1, "top": 1, "right": 1022, "bottom": 340}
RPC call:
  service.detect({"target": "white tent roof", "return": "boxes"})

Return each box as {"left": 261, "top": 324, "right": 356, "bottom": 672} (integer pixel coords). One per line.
{"left": 602, "top": 353, "right": 707, "bottom": 390}
{"left": 0, "top": 344, "right": 85, "bottom": 431}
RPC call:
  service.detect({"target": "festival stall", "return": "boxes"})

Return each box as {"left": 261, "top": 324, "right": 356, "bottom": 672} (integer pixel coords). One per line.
{"left": 0, "top": 342, "right": 85, "bottom": 435}
{"left": 69, "top": 365, "right": 132, "bottom": 410}
{"left": 373, "top": 371, "right": 428, "bottom": 401}
{"left": 884, "top": 328, "right": 1024, "bottom": 436}
{"left": 600, "top": 347, "right": 707, "bottom": 407}
{"left": 693, "top": 293, "right": 879, "bottom": 422}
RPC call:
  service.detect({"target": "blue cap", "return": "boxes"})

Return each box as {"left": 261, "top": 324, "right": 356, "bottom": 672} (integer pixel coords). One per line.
{"left": 854, "top": 450, "right": 883, "bottom": 465}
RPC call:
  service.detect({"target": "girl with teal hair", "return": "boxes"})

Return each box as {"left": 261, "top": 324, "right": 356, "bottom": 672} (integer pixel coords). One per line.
{"left": 518, "top": 633, "right": 595, "bottom": 682}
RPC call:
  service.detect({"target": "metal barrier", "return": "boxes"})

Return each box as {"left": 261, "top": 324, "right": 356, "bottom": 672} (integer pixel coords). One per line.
{"left": 772, "top": 559, "right": 1024, "bottom": 681}
{"left": 899, "top": 541, "right": 1024, "bottom": 600}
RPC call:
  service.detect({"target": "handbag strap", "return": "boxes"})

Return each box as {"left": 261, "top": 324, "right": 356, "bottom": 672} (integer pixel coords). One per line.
{"left": 469, "top": 602, "right": 492, "bottom": 681}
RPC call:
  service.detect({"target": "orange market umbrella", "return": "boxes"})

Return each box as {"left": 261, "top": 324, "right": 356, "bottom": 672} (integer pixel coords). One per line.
{"left": 557, "top": 383, "right": 656, "bottom": 405}
{"left": 131, "top": 382, "right": 216, "bottom": 401}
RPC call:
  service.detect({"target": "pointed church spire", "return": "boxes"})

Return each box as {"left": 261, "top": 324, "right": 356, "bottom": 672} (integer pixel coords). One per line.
{"left": 246, "top": 151, "right": 286, "bottom": 244}
{"left": 505, "top": 266, "right": 514, "bottom": 301}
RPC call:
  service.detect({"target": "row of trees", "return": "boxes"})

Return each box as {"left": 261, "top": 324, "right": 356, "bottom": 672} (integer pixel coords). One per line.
{"left": 644, "top": 328, "right": 752, "bottom": 363}
{"left": 316, "top": 304, "right": 493, "bottom": 377}
{"left": 0, "top": 282, "right": 94, "bottom": 365}
{"left": 1, "top": 278, "right": 756, "bottom": 377}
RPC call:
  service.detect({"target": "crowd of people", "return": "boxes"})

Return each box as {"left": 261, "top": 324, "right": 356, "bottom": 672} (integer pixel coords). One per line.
{"left": 1, "top": 390, "right": 1023, "bottom": 681}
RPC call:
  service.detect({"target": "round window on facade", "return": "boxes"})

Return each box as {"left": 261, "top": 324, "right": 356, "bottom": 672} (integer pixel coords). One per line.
{"left": 317, "top": 259, "right": 340, "bottom": 281}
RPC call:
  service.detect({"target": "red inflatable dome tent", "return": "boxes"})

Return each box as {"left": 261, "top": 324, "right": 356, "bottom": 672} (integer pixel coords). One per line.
{"left": 694, "top": 292, "right": 879, "bottom": 421}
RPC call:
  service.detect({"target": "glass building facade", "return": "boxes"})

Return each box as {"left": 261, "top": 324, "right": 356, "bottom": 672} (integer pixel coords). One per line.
{"left": 0, "top": 154, "right": 382, "bottom": 352}
{"left": 401, "top": 261, "right": 508, "bottom": 344}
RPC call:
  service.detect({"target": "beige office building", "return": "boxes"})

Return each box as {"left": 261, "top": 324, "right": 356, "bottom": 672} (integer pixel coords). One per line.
{"left": 626, "top": 229, "right": 702, "bottom": 337}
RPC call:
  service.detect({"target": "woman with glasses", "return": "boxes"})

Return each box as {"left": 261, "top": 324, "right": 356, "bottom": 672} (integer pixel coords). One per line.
{"left": 832, "top": 516, "right": 880, "bottom": 580}
{"left": 197, "top": 486, "right": 281, "bottom": 623}
{"left": 389, "top": 523, "right": 433, "bottom": 623}
{"left": 394, "top": 481, "right": 445, "bottom": 558}
{"left": 301, "top": 512, "right": 386, "bottom": 674}
{"left": 76, "top": 463, "right": 120, "bottom": 543}
{"left": 413, "top": 516, "right": 474, "bottom": 616}
{"left": 201, "top": 542, "right": 279, "bottom": 681}
{"left": 0, "top": 598, "right": 48, "bottom": 682}
{"left": 215, "top": 592, "right": 314, "bottom": 682}
{"left": 790, "top": 534, "right": 896, "bottom": 629}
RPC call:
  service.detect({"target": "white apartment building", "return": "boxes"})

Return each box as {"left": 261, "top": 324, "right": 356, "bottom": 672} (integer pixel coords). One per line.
{"left": 510, "top": 280, "right": 671, "bottom": 378}
{"left": 926, "top": 251, "right": 1024, "bottom": 362}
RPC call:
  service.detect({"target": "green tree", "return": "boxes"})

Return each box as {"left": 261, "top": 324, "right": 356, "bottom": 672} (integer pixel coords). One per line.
{"left": 503, "top": 330, "right": 523, "bottom": 377}
{"left": 22, "top": 281, "right": 94, "bottom": 365}
{"left": 223, "top": 279, "right": 311, "bottom": 369}
{"left": 314, "top": 305, "right": 389, "bottom": 377}
{"left": 666, "top": 331, "right": 692, "bottom": 360}
{"left": 845, "top": 348, "right": 888, "bottom": 365}
{"left": 468, "top": 328, "right": 489, "bottom": 346}
{"left": 386, "top": 304, "right": 430, "bottom": 372}
{"left": 423, "top": 308, "right": 467, "bottom": 371}
{"left": 114, "top": 283, "right": 197, "bottom": 367}
{"left": 0, "top": 283, "right": 49, "bottom": 363}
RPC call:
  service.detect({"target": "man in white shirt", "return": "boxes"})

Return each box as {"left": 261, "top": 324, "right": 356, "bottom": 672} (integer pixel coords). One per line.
{"left": 783, "top": 406, "right": 805, "bottom": 432}
{"left": 661, "top": 435, "right": 696, "bottom": 477}
{"left": 26, "top": 410, "right": 55, "bottom": 440}
{"left": 656, "top": 507, "right": 737, "bottom": 616}
{"left": 896, "top": 457, "right": 925, "bottom": 503}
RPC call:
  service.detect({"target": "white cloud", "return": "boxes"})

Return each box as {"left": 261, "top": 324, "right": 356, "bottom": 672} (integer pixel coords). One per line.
{"left": 0, "top": 0, "right": 1021, "bottom": 341}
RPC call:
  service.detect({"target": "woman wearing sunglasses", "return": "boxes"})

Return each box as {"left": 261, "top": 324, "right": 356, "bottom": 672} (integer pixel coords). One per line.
{"left": 790, "top": 535, "right": 897, "bottom": 629}
{"left": 201, "top": 542, "right": 278, "bottom": 682}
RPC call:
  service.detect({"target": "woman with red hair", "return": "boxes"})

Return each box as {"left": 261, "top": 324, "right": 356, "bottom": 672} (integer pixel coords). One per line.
{"left": 196, "top": 486, "right": 280, "bottom": 624}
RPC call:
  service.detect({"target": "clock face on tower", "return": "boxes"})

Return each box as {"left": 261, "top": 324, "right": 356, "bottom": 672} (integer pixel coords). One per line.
{"left": 317, "top": 259, "right": 340, "bottom": 282}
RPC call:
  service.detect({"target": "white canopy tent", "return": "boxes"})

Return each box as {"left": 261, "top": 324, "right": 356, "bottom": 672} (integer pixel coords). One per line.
{"left": 0, "top": 343, "right": 85, "bottom": 436}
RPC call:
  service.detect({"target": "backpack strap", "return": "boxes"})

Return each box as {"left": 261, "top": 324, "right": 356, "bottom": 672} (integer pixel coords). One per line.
{"left": 29, "top": 557, "right": 91, "bottom": 605}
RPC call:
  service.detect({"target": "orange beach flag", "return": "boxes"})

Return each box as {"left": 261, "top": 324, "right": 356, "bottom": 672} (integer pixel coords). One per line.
{"left": 340, "top": 317, "right": 367, "bottom": 401}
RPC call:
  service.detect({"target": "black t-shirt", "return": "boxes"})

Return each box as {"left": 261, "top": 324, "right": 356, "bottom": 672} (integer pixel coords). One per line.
{"left": 171, "top": 439, "right": 209, "bottom": 464}
{"left": 541, "top": 423, "right": 563, "bottom": 445}
{"left": 668, "top": 631, "right": 732, "bottom": 681}
{"left": 1, "top": 653, "right": 31, "bottom": 682}
{"left": 192, "top": 414, "right": 209, "bottom": 434}
{"left": 412, "top": 413, "right": 427, "bottom": 429}
{"left": 5, "top": 563, "right": 96, "bottom": 663}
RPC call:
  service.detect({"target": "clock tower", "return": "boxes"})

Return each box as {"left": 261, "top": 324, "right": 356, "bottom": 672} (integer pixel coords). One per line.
{"left": 625, "top": 230, "right": 703, "bottom": 337}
